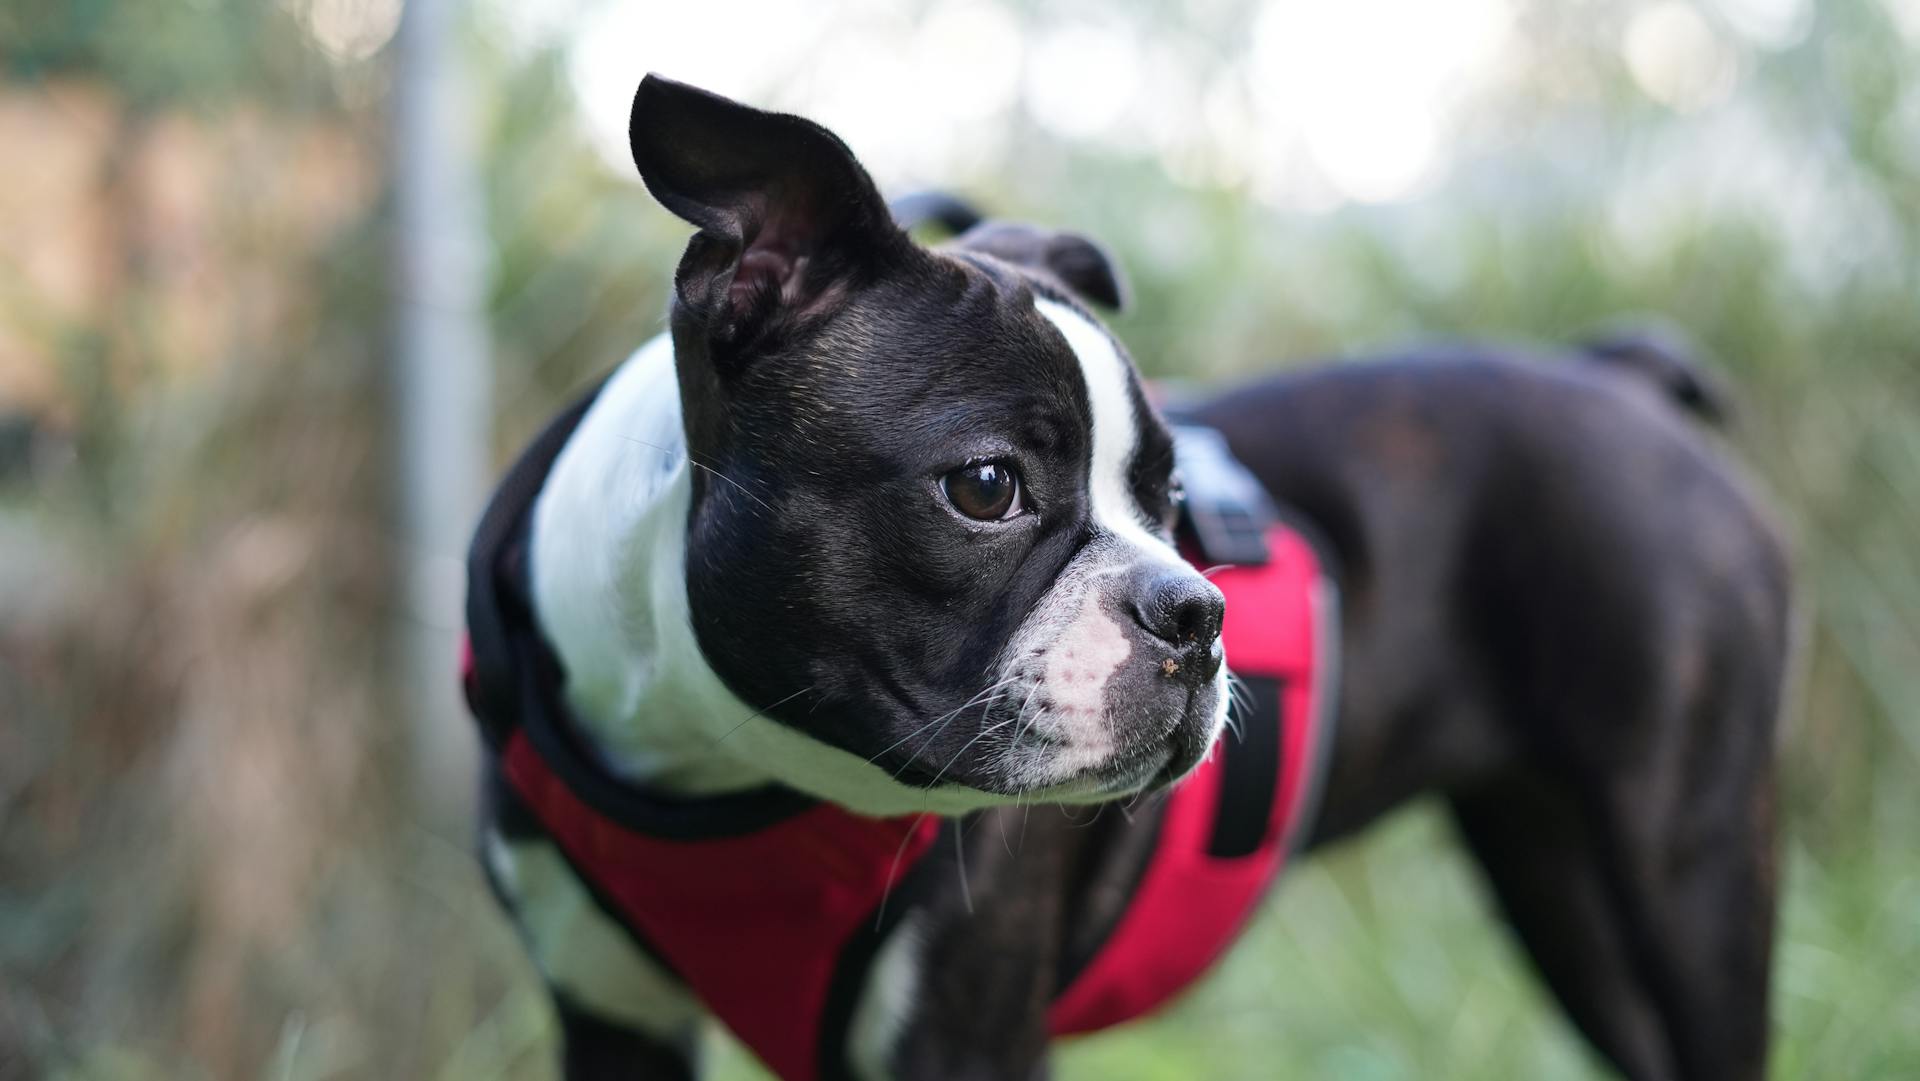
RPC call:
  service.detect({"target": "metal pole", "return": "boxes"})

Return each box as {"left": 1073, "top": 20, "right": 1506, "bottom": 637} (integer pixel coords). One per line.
{"left": 391, "top": 0, "right": 492, "bottom": 829}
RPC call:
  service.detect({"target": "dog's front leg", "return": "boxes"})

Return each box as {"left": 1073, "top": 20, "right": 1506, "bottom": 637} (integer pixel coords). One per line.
{"left": 480, "top": 785, "right": 709, "bottom": 1080}
{"left": 856, "top": 811, "right": 1071, "bottom": 1081}
{"left": 554, "top": 994, "right": 702, "bottom": 1081}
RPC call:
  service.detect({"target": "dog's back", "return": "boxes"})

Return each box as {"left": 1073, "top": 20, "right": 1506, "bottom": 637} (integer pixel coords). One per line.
{"left": 1193, "top": 343, "right": 1793, "bottom": 1081}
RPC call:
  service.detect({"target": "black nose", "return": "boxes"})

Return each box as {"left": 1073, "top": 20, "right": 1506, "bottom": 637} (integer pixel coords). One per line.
{"left": 1130, "top": 570, "right": 1225, "bottom": 649}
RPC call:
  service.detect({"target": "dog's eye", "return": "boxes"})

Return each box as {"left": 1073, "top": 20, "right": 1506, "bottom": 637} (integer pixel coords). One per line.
{"left": 943, "top": 461, "right": 1023, "bottom": 521}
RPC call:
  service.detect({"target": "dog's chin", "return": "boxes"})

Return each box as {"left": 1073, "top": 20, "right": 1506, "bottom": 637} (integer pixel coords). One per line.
{"left": 1060, "top": 746, "right": 1182, "bottom": 801}
{"left": 988, "top": 692, "right": 1230, "bottom": 806}
{"left": 1001, "top": 751, "right": 1183, "bottom": 806}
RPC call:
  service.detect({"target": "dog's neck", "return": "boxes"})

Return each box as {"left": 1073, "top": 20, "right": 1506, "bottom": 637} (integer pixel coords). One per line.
{"left": 526, "top": 335, "right": 1010, "bottom": 815}
{"left": 526, "top": 334, "right": 772, "bottom": 795}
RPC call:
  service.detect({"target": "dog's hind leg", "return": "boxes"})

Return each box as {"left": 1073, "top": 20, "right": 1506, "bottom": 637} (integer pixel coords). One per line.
{"left": 1452, "top": 676, "right": 1782, "bottom": 1081}
{"left": 1451, "top": 774, "right": 1682, "bottom": 1079}
{"left": 1586, "top": 698, "right": 1779, "bottom": 1081}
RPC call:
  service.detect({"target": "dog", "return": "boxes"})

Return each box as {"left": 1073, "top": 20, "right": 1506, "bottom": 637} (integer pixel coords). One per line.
{"left": 464, "top": 76, "right": 1795, "bottom": 1081}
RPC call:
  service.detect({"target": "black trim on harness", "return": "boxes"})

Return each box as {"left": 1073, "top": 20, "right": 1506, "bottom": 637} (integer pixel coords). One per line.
{"left": 814, "top": 820, "right": 955, "bottom": 1081}
{"left": 1050, "top": 802, "right": 1169, "bottom": 998}
{"left": 508, "top": 611, "right": 817, "bottom": 839}
{"left": 480, "top": 762, "right": 687, "bottom": 981}
{"left": 466, "top": 382, "right": 609, "bottom": 751}
{"left": 1207, "top": 675, "right": 1284, "bottom": 860}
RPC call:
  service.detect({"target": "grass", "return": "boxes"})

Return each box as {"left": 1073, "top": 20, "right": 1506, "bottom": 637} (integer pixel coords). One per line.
{"left": 9, "top": 9, "right": 1920, "bottom": 1074}
{"left": 1050, "top": 808, "right": 1610, "bottom": 1081}
{"left": 693, "top": 802, "right": 1920, "bottom": 1081}
{"left": 246, "top": 801, "right": 1916, "bottom": 1081}
{"left": 9, "top": 672, "right": 1915, "bottom": 1081}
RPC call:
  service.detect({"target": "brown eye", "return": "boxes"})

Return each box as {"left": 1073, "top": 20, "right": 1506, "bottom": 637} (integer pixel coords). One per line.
{"left": 943, "top": 461, "right": 1023, "bottom": 521}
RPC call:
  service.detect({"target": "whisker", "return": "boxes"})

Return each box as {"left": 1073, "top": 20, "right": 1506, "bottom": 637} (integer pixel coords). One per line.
{"left": 874, "top": 810, "right": 933, "bottom": 930}
{"left": 962, "top": 676, "right": 1023, "bottom": 710}
{"left": 1223, "top": 673, "right": 1252, "bottom": 739}
{"left": 1198, "top": 564, "right": 1232, "bottom": 579}
{"left": 913, "top": 710, "right": 1021, "bottom": 787}
{"left": 1010, "top": 681, "right": 1044, "bottom": 749}
{"left": 910, "top": 678, "right": 1021, "bottom": 743}
{"left": 1226, "top": 670, "right": 1252, "bottom": 705}
{"left": 865, "top": 678, "right": 1020, "bottom": 767}
{"left": 711, "top": 685, "right": 815, "bottom": 746}
{"left": 1068, "top": 804, "right": 1106, "bottom": 829}
{"left": 615, "top": 434, "right": 779, "bottom": 519}
{"left": 953, "top": 823, "right": 974, "bottom": 915}
{"left": 888, "top": 693, "right": 1015, "bottom": 782}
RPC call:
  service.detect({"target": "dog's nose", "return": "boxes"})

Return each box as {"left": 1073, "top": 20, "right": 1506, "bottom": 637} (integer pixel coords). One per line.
{"left": 1130, "top": 570, "right": 1225, "bottom": 650}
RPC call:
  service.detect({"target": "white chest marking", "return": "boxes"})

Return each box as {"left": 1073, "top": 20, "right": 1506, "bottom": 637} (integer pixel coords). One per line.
{"left": 846, "top": 912, "right": 927, "bottom": 1081}
{"left": 485, "top": 830, "right": 702, "bottom": 1039}
{"left": 527, "top": 334, "right": 1042, "bottom": 816}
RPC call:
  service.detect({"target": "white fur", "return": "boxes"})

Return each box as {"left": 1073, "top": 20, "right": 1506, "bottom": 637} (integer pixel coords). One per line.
{"left": 529, "top": 335, "right": 736, "bottom": 785}
{"left": 485, "top": 829, "right": 703, "bottom": 1039}
{"left": 1040, "top": 583, "right": 1131, "bottom": 749}
{"left": 529, "top": 304, "right": 1225, "bottom": 810}
{"left": 529, "top": 335, "right": 1018, "bottom": 816}
{"left": 982, "top": 302, "right": 1232, "bottom": 794}
{"left": 1035, "top": 300, "right": 1194, "bottom": 572}
{"left": 846, "top": 912, "right": 927, "bottom": 1081}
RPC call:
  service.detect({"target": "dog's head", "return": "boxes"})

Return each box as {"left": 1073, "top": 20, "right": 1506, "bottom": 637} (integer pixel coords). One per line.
{"left": 631, "top": 75, "right": 1227, "bottom": 805}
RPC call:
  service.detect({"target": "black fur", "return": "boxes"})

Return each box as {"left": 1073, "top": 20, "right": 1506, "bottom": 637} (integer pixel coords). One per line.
{"left": 504, "top": 82, "right": 1792, "bottom": 1081}
{"left": 866, "top": 348, "right": 1791, "bottom": 1081}
{"left": 953, "top": 221, "right": 1129, "bottom": 310}
{"left": 1198, "top": 350, "right": 1790, "bottom": 1081}
{"left": 629, "top": 76, "right": 1201, "bottom": 797}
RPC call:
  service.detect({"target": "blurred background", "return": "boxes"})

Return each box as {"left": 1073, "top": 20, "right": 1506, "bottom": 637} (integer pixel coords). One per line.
{"left": 3, "top": 0, "right": 1917, "bottom": 1077}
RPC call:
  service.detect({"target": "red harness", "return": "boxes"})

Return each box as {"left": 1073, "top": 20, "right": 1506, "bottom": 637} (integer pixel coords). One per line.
{"left": 1050, "top": 526, "right": 1334, "bottom": 1035}
{"left": 463, "top": 391, "right": 1338, "bottom": 1081}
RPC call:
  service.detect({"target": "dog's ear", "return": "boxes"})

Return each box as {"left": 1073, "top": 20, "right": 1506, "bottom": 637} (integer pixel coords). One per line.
{"left": 952, "top": 221, "right": 1129, "bottom": 311}
{"left": 630, "top": 75, "right": 907, "bottom": 355}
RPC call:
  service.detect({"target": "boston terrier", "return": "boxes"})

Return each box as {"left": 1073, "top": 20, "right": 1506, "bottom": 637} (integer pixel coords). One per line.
{"left": 466, "top": 76, "right": 1795, "bottom": 1081}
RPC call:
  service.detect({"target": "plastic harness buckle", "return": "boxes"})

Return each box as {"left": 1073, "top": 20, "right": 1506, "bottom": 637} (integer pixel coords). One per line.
{"left": 1171, "top": 424, "right": 1279, "bottom": 567}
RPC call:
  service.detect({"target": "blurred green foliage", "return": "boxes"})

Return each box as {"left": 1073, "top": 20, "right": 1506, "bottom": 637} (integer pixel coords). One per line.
{"left": 3, "top": 1, "right": 1918, "bottom": 1078}
{"left": 0, "top": 0, "right": 336, "bottom": 108}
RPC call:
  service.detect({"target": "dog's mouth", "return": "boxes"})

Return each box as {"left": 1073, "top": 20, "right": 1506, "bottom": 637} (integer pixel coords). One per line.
{"left": 857, "top": 626, "right": 1230, "bottom": 807}
{"left": 993, "top": 741, "right": 1186, "bottom": 804}
{"left": 1092, "top": 742, "right": 1181, "bottom": 792}
{"left": 880, "top": 718, "right": 1179, "bottom": 798}
{"left": 884, "top": 686, "right": 1221, "bottom": 804}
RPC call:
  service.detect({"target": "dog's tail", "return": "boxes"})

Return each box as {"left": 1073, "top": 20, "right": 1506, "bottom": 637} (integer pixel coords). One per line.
{"left": 890, "top": 190, "right": 985, "bottom": 237}
{"left": 1575, "top": 323, "right": 1734, "bottom": 427}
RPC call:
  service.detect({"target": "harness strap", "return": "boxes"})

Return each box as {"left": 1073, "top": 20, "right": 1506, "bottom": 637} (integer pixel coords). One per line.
{"left": 502, "top": 728, "right": 940, "bottom": 1081}
{"left": 465, "top": 396, "right": 1343, "bottom": 1073}
{"left": 465, "top": 382, "right": 608, "bottom": 750}
{"left": 1049, "top": 523, "right": 1338, "bottom": 1033}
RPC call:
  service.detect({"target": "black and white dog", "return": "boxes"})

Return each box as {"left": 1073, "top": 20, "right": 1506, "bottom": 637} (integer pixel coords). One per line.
{"left": 467, "top": 76, "right": 1794, "bottom": 1081}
